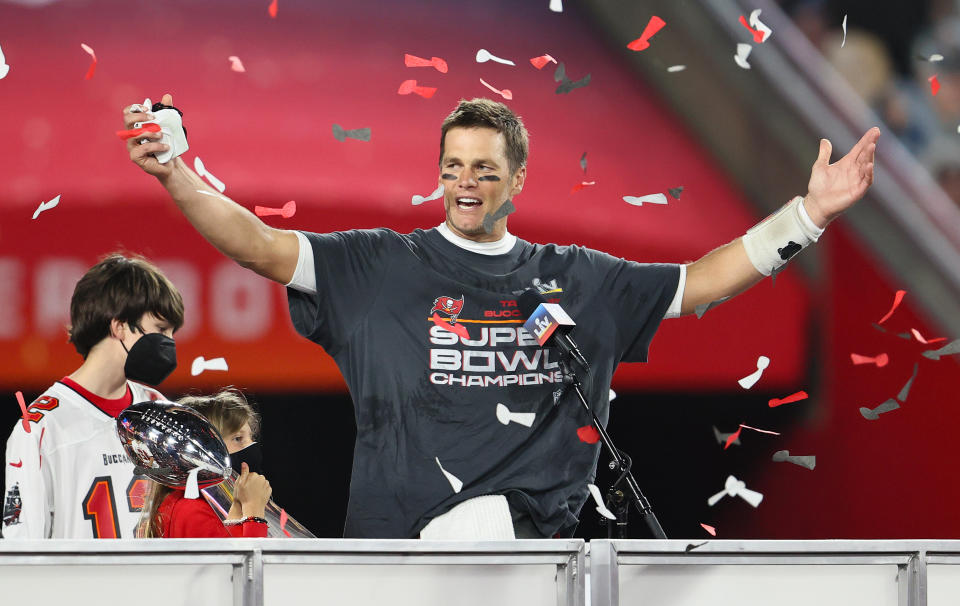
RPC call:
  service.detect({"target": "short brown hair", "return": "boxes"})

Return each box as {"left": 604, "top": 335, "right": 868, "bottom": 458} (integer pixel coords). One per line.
{"left": 439, "top": 98, "right": 529, "bottom": 175}
{"left": 177, "top": 387, "right": 261, "bottom": 439}
{"left": 68, "top": 253, "right": 184, "bottom": 358}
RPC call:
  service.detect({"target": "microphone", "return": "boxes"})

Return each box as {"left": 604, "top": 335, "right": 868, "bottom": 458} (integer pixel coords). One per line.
{"left": 518, "top": 290, "right": 590, "bottom": 373}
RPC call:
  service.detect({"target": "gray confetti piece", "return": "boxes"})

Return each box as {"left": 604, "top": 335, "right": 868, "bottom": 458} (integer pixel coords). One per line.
{"left": 332, "top": 123, "right": 371, "bottom": 142}
{"left": 695, "top": 297, "right": 729, "bottom": 319}
{"left": 556, "top": 73, "right": 591, "bottom": 94}
{"left": 553, "top": 62, "right": 566, "bottom": 83}
{"left": 482, "top": 199, "right": 516, "bottom": 234}
{"left": 685, "top": 541, "right": 708, "bottom": 552}
{"left": 713, "top": 425, "right": 741, "bottom": 446}
{"left": 897, "top": 362, "right": 920, "bottom": 402}
{"left": 859, "top": 398, "right": 899, "bottom": 420}
{"left": 896, "top": 332, "right": 912, "bottom": 340}
{"left": 922, "top": 338, "right": 960, "bottom": 360}
{"left": 871, "top": 323, "right": 888, "bottom": 334}
{"left": 772, "top": 449, "right": 816, "bottom": 470}
{"left": 580, "top": 152, "right": 587, "bottom": 174}
{"left": 668, "top": 186, "right": 683, "bottom": 200}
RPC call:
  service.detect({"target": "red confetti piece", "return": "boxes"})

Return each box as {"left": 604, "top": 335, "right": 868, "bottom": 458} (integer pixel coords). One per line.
{"left": 80, "top": 43, "right": 97, "bottom": 80}
{"left": 115, "top": 122, "right": 161, "bottom": 140}
{"left": 768, "top": 391, "right": 808, "bottom": 407}
{"left": 529, "top": 54, "right": 557, "bottom": 69}
{"left": 577, "top": 425, "right": 600, "bottom": 444}
{"left": 570, "top": 181, "right": 596, "bottom": 194}
{"left": 268, "top": 0, "right": 278, "bottom": 18}
{"left": 254, "top": 200, "right": 296, "bottom": 218}
{"left": 279, "top": 508, "right": 292, "bottom": 537}
{"left": 878, "top": 290, "right": 906, "bottom": 324}
{"left": 723, "top": 426, "right": 742, "bottom": 449}
{"left": 627, "top": 15, "right": 666, "bottom": 51}
{"left": 228, "top": 56, "right": 245, "bottom": 73}
{"left": 738, "top": 15, "right": 765, "bottom": 44}
{"left": 432, "top": 313, "right": 469, "bottom": 339}
{"left": 479, "top": 77, "right": 512, "bottom": 100}
{"left": 850, "top": 353, "right": 889, "bottom": 367}
{"left": 397, "top": 79, "right": 437, "bottom": 99}
{"left": 910, "top": 328, "right": 947, "bottom": 345}
{"left": 930, "top": 75, "right": 941, "bottom": 96}
{"left": 404, "top": 54, "right": 448, "bottom": 73}
{"left": 15, "top": 391, "right": 30, "bottom": 434}
{"left": 700, "top": 523, "right": 717, "bottom": 536}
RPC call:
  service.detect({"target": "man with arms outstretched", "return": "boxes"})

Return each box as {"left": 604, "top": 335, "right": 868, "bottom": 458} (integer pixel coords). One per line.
{"left": 124, "top": 94, "right": 878, "bottom": 539}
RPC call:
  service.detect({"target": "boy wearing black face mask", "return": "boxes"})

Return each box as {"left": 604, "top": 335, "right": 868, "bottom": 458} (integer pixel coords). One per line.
{"left": 2, "top": 253, "right": 184, "bottom": 539}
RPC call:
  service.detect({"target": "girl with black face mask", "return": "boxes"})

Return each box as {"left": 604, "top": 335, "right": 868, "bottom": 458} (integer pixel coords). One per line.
{"left": 138, "top": 389, "right": 272, "bottom": 537}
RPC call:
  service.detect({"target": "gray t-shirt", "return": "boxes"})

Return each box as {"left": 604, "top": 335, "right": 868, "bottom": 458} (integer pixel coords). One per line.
{"left": 287, "top": 227, "right": 679, "bottom": 538}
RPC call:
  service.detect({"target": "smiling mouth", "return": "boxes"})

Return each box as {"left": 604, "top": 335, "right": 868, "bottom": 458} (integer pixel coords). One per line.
{"left": 456, "top": 197, "right": 482, "bottom": 210}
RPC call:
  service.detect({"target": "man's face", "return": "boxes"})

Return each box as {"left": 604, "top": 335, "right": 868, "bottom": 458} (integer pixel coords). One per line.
{"left": 439, "top": 126, "right": 525, "bottom": 242}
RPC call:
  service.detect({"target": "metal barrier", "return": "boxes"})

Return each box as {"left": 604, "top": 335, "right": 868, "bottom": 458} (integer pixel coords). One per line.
{"left": 0, "top": 538, "right": 585, "bottom": 606}
{"left": 589, "top": 540, "right": 960, "bottom": 606}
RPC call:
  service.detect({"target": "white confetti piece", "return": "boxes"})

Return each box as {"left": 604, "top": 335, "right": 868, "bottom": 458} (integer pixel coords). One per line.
{"left": 0, "top": 41, "right": 10, "bottom": 79}
{"left": 435, "top": 457, "right": 463, "bottom": 493}
{"left": 609, "top": 389, "right": 617, "bottom": 401}
{"left": 184, "top": 467, "right": 200, "bottom": 499}
{"left": 549, "top": 0, "right": 562, "bottom": 12}
{"left": 191, "top": 356, "right": 229, "bottom": 376}
{"left": 748, "top": 9, "right": 772, "bottom": 43}
{"left": 495, "top": 403, "right": 535, "bottom": 427}
{"left": 412, "top": 183, "right": 444, "bottom": 205}
{"left": 734, "top": 43, "right": 752, "bottom": 69}
{"left": 228, "top": 55, "right": 246, "bottom": 72}
{"left": 707, "top": 475, "right": 763, "bottom": 508}
{"left": 32, "top": 194, "right": 61, "bottom": 219}
{"left": 588, "top": 483, "right": 616, "bottom": 520}
{"left": 194, "top": 156, "right": 226, "bottom": 192}
{"left": 738, "top": 355, "right": 769, "bottom": 389}
{"left": 475, "top": 48, "right": 515, "bottom": 66}
{"left": 667, "top": 65, "right": 686, "bottom": 72}
{"left": 841, "top": 15, "right": 848, "bottom": 48}
{"left": 929, "top": 54, "right": 944, "bottom": 62}
{"left": 623, "top": 193, "right": 668, "bottom": 206}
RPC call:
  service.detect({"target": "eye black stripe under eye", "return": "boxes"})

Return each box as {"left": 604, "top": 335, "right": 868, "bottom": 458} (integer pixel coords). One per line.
{"left": 441, "top": 173, "right": 457, "bottom": 180}
{"left": 477, "top": 175, "right": 501, "bottom": 181}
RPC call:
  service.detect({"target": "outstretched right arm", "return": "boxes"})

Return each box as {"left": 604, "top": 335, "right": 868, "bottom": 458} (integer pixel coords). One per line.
{"left": 124, "top": 94, "right": 299, "bottom": 285}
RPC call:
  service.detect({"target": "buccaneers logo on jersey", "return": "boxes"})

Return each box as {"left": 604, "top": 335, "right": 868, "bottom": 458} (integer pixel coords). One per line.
{"left": 429, "top": 295, "right": 469, "bottom": 338}
{"left": 430, "top": 295, "right": 464, "bottom": 321}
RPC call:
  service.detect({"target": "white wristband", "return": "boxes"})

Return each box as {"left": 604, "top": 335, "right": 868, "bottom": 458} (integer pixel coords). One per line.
{"left": 741, "top": 196, "right": 824, "bottom": 276}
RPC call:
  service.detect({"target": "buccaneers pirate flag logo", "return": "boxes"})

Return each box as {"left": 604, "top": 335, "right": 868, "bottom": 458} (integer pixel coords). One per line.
{"left": 430, "top": 295, "right": 468, "bottom": 338}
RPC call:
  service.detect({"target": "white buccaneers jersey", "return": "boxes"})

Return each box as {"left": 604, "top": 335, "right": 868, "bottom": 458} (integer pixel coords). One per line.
{"left": 2, "top": 380, "right": 163, "bottom": 539}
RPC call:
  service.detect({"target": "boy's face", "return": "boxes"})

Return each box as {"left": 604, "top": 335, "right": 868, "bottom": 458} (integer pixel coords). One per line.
{"left": 134, "top": 312, "right": 175, "bottom": 339}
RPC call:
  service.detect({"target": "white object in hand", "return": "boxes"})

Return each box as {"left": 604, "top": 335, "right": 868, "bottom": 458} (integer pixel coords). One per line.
{"left": 495, "top": 403, "right": 536, "bottom": 427}
{"left": 738, "top": 355, "right": 770, "bottom": 389}
{"left": 435, "top": 457, "right": 463, "bottom": 493}
{"left": 734, "top": 43, "right": 752, "bottom": 69}
{"left": 32, "top": 194, "right": 61, "bottom": 219}
{"left": 748, "top": 9, "right": 772, "bottom": 43}
{"left": 184, "top": 467, "right": 201, "bottom": 499}
{"left": 191, "top": 356, "right": 229, "bottom": 376}
{"left": 549, "top": 0, "right": 562, "bottom": 12}
{"left": 588, "top": 484, "right": 616, "bottom": 520}
{"left": 412, "top": 183, "right": 444, "bottom": 205}
{"left": 140, "top": 106, "right": 189, "bottom": 164}
{"left": 194, "top": 156, "right": 226, "bottom": 193}
{"left": 707, "top": 475, "right": 763, "bottom": 508}
{"left": 475, "top": 48, "right": 516, "bottom": 66}
{"left": 623, "top": 193, "right": 668, "bottom": 206}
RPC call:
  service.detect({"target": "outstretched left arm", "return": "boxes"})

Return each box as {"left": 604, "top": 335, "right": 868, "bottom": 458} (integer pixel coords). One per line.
{"left": 679, "top": 127, "right": 880, "bottom": 315}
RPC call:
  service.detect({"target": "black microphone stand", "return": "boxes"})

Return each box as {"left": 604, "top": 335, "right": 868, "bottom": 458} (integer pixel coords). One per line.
{"left": 556, "top": 356, "right": 667, "bottom": 539}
